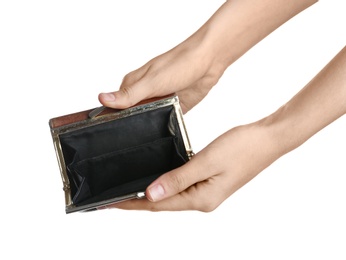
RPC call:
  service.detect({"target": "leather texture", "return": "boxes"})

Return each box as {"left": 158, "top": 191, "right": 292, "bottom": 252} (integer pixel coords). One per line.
{"left": 49, "top": 95, "right": 174, "bottom": 128}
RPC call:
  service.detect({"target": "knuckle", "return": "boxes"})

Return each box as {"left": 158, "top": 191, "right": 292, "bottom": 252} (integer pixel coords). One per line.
{"left": 119, "top": 87, "right": 136, "bottom": 106}
{"left": 193, "top": 191, "right": 220, "bottom": 213}
{"left": 121, "top": 72, "right": 135, "bottom": 87}
{"left": 166, "top": 172, "right": 187, "bottom": 194}
{"left": 120, "top": 86, "right": 131, "bottom": 97}
{"left": 196, "top": 199, "right": 218, "bottom": 213}
{"left": 183, "top": 186, "right": 219, "bottom": 213}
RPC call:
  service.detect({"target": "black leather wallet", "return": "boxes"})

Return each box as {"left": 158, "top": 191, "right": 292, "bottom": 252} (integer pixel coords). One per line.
{"left": 49, "top": 95, "right": 193, "bottom": 213}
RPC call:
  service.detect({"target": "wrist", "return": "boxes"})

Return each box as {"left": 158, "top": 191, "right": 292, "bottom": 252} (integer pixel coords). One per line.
{"left": 175, "top": 27, "right": 228, "bottom": 85}
{"left": 186, "top": 0, "right": 318, "bottom": 72}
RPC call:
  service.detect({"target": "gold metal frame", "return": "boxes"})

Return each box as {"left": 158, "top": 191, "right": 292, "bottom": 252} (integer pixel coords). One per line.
{"left": 50, "top": 95, "right": 193, "bottom": 213}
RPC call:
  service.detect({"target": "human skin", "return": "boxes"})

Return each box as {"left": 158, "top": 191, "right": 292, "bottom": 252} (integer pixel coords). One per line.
{"left": 99, "top": 0, "right": 318, "bottom": 113}
{"left": 96, "top": 0, "right": 346, "bottom": 211}
{"left": 100, "top": 46, "right": 346, "bottom": 211}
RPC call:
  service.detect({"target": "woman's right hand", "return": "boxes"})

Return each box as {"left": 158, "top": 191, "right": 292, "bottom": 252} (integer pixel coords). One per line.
{"left": 98, "top": 33, "right": 225, "bottom": 114}
{"left": 98, "top": 0, "right": 317, "bottom": 113}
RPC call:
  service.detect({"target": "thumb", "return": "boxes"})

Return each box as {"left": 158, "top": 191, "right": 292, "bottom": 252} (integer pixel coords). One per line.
{"left": 98, "top": 82, "right": 152, "bottom": 109}
{"left": 145, "top": 156, "right": 208, "bottom": 202}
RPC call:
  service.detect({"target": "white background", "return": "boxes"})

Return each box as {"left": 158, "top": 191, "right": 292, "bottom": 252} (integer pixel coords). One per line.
{"left": 0, "top": 0, "right": 345, "bottom": 259}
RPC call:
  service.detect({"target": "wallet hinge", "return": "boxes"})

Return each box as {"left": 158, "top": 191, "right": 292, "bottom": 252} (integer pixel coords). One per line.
{"left": 62, "top": 184, "right": 70, "bottom": 192}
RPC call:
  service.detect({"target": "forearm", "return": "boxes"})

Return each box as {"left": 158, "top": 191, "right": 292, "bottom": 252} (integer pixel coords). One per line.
{"left": 185, "top": 0, "right": 318, "bottom": 71}
{"left": 262, "top": 46, "right": 346, "bottom": 155}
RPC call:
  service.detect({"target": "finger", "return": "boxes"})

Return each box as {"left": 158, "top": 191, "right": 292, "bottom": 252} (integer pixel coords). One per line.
{"left": 103, "top": 194, "right": 189, "bottom": 211}
{"left": 98, "top": 61, "right": 152, "bottom": 108}
{"left": 98, "top": 78, "right": 154, "bottom": 109}
{"left": 98, "top": 52, "right": 171, "bottom": 109}
{"left": 145, "top": 152, "right": 216, "bottom": 202}
{"left": 98, "top": 62, "right": 172, "bottom": 109}
{"left": 104, "top": 177, "right": 224, "bottom": 212}
{"left": 99, "top": 51, "right": 205, "bottom": 109}
{"left": 119, "top": 64, "right": 150, "bottom": 89}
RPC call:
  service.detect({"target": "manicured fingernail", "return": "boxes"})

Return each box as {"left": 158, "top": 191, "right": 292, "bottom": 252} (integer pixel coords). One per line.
{"left": 100, "top": 93, "right": 116, "bottom": 102}
{"left": 148, "top": 184, "right": 165, "bottom": 201}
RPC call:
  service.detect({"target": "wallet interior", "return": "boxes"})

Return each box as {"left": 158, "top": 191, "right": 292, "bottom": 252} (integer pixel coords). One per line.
{"left": 59, "top": 105, "right": 188, "bottom": 207}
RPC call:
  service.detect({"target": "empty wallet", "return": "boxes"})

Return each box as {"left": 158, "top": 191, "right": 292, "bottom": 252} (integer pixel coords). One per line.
{"left": 49, "top": 95, "right": 194, "bottom": 213}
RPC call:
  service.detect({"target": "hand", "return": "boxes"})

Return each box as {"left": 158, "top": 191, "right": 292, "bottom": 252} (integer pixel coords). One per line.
{"left": 98, "top": 0, "right": 317, "bottom": 113}
{"left": 98, "top": 38, "right": 224, "bottom": 114}
{"left": 97, "top": 0, "right": 323, "bottom": 211}
{"left": 104, "top": 122, "right": 280, "bottom": 212}
{"left": 101, "top": 45, "right": 346, "bottom": 212}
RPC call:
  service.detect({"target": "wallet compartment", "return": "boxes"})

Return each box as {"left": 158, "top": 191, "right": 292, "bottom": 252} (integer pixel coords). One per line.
{"left": 50, "top": 95, "right": 193, "bottom": 213}
{"left": 59, "top": 106, "right": 188, "bottom": 206}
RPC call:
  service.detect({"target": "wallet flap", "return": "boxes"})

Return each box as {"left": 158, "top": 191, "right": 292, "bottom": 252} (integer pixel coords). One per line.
{"left": 49, "top": 94, "right": 175, "bottom": 129}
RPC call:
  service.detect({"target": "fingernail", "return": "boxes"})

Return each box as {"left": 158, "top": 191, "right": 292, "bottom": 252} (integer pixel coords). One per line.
{"left": 100, "top": 93, "right": 116, "bottom": 102}
{"left": 148, "top": 184, "right": 165, "bottom": 202}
